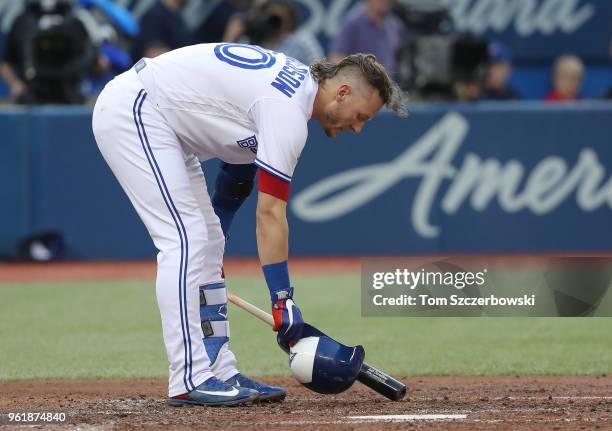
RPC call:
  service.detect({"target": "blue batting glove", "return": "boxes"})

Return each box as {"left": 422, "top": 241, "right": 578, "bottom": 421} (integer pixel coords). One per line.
{"left": 271, "top": 287, "right": 304, "bottom": 346}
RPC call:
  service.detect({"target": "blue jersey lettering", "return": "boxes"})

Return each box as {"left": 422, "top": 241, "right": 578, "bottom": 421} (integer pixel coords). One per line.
{"left": 270, "top": 57, "right": 309, "bottom": 98}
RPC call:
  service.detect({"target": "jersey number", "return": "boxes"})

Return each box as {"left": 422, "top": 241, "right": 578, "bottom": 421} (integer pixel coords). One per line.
{"left": 214, "top": 43, "right": 276, "bottom": 70}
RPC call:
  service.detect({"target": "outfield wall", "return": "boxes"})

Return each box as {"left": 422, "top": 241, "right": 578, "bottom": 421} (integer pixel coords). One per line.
{"left": 2, "top": 102, "right": 612, "bottom": 259}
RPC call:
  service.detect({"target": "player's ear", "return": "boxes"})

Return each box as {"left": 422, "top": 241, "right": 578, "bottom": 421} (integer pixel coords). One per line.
{"left": 336, "top": 84, "right": 351, "bottom": 102}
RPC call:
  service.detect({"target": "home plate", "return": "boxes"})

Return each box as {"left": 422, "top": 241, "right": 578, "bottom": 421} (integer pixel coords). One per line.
{"left": 347, "top": 414, "right": 467, "bottom": 422}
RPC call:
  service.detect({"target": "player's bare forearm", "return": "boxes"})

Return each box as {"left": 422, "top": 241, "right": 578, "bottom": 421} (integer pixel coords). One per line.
{"left": 256, "top": 191, "right": 289, "bottom": 265}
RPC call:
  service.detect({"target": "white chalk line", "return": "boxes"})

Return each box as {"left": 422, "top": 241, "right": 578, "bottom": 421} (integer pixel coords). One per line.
{"left": 494, "top": 396, "right": 612, "bottom": 400}
{"left": 347, "top": 414, "right": 467, "bottom": 422}
{"left": 266, "top": 414, "right": 470, "bottom": 426}
{"left": 279, "top": 402, "right": 610, "bottom": 426}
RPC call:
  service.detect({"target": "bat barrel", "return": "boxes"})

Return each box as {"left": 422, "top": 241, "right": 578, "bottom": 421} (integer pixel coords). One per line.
{"left": 357, "top": 362, "right": 407, "bottom": 401}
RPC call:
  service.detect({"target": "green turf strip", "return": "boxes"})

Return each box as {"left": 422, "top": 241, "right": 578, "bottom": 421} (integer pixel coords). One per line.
{"left": 0, "top": 275, "right": 610, "bottom": 380}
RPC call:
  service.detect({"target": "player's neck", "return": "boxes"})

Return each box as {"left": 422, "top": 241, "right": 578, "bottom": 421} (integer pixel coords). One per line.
{"left": 311, "top": 84, "right": 330, "bottom": 121}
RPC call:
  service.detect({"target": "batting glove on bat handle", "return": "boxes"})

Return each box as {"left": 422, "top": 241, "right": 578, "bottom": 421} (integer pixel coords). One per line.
{"left": 271, "top": 289, "right": 304, "bottom": 346}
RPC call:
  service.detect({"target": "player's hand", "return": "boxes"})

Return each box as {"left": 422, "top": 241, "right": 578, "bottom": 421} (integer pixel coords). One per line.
{"left": 271, "top": 288, "right": 304, "bottom": 346}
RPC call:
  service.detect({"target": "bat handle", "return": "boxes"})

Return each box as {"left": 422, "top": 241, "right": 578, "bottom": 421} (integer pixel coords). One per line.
{"left": 228, "top": 293, "right": 274, "bottom": 326}
{"left": 357, "top": 362, "right": 407, "bottom": 401}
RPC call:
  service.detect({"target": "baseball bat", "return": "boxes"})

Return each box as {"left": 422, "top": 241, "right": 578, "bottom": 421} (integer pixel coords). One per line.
{"left": 228, "top": 293, "right": 407, "bottom": 401}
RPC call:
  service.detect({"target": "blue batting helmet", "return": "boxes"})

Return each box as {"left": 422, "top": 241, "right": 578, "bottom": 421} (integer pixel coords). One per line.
{"left": 286, "top": 324, "right": 365, "bottom": 394}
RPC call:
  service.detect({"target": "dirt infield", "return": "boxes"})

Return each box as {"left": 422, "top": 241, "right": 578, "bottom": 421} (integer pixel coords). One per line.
{"left": 1, "top": 376, "right": 610, "bottom": 430}
{"left": 0, "top": 258, "right": 361, "bottom": 283}
{"left": 2, "top": 260, "right": 610, "bottom": 429}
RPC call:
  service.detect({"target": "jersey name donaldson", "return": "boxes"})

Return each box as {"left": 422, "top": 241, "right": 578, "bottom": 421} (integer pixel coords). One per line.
{"left": 271, "top": 57, "right": 309, "bottom": 98}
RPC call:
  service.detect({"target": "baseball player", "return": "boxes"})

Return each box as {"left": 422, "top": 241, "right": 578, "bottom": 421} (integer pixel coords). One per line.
{"left": 92, "top": 43, "right": 403, "bottom": 407}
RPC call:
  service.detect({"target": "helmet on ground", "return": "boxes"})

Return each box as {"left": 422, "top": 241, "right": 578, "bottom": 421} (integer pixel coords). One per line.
{"left": 287, "top": 324, "right": 365, "bottom": 394}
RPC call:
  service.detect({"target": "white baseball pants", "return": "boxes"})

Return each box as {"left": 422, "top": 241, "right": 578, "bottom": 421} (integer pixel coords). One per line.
{"left": 92, "top": 68, "right": 238, "bottom": 396}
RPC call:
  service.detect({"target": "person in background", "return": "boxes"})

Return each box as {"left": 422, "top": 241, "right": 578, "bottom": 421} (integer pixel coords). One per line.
{"left": 222, "top": 0, "right": 323, "bottom": 65}
{"left": 131, "top": 0, "right": 191, "bottom": 61}
{"left": 77, "top": 0, "right": 138, "bottom": 99}
{"left": 450, "top": 35, "right": 488, "bottom": 102}
{"left": 328, "top": 0, "right": 402, "bottom": 75}
{"left": 265, "top": 0, "right": 323, "bottom": 65}
{"left": 0, "top": 0, "right": 97, "bottom": 104}
{"left": 453, "top": 78, "right": 483, "bottom": 102}
{"left": 544, "top": 54, "right": 584, "bottom": 102}
{"left": 194, "top": 0, "right": 252, "bottom": 44}
{"left": 482, "top": 41, "right": 520, "bottom": 100}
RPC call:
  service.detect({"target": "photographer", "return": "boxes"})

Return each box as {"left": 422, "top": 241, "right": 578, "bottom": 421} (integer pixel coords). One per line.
{"left": 0, "top": 0, "right": 97, "bottom": 104}
{"left": 450, "top": 34, "right": 489, "bottom": 102}
{"left": 195, "top": 0, "right": 252, "bottom": 44}
{"left": 221, "top": 0, "right": 323, "bottom": 65}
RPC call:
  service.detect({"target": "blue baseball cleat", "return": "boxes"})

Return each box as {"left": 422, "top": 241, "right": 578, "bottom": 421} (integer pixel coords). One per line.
{"left": 225, "top": 374, "right": 287, "bottom": 402}
{"left": 168, "top": 376, "right": 259, "bottom": 407}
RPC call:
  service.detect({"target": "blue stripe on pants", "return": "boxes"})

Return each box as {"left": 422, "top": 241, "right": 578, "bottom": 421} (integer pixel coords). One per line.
{"left": 132, "top": 89, "right": 195, "bottom": 392}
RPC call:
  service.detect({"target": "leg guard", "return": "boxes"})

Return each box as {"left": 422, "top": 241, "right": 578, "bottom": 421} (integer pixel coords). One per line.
{"left": 199, "top": 282, "right": 230, "bottom": 366}
{"left": 199, "top": 283, "right": 238, "bottom": 380}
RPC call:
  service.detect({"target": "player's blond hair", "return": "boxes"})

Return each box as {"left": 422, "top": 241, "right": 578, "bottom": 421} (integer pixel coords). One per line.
{"left": 310, "top": 54, "right": 407, "bottom": 116}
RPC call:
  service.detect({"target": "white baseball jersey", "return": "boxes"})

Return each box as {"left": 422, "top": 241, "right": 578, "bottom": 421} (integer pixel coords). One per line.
{"left": 137, "top": 43, "right": 318, "bottom": 182}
